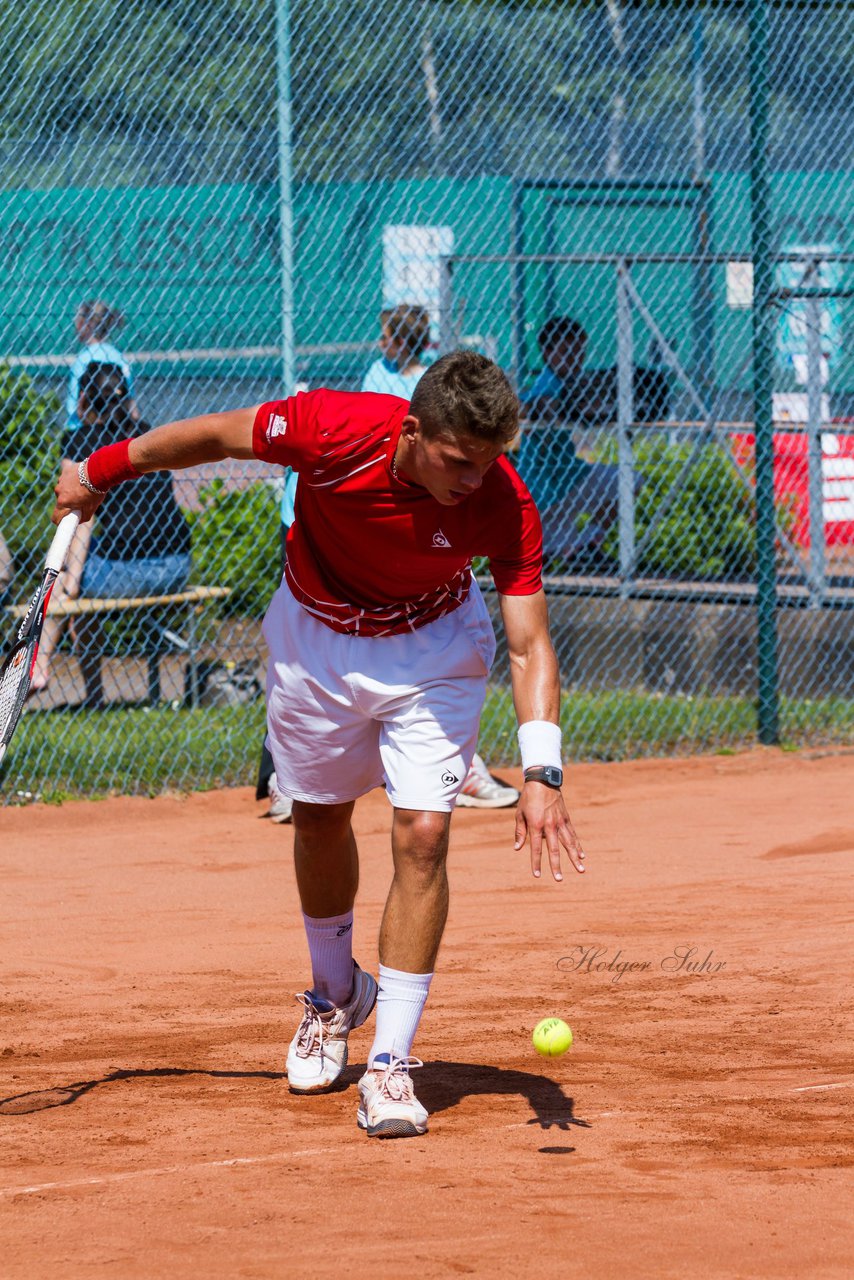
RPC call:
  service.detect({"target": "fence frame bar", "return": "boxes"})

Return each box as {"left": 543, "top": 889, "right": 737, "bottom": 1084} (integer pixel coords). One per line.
{"left": 748, "top": 0, "right": 779, "bottom": 744}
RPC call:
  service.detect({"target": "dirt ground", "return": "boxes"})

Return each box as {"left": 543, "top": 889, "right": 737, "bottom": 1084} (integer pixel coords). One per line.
{"left": 1, "top": 749, "right": 852, "bottom": 1279}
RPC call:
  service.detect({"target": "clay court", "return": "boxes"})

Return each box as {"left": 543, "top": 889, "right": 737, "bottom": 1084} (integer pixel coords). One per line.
{"left": 1, "top": 748, "right": 852, "bottom": 1278}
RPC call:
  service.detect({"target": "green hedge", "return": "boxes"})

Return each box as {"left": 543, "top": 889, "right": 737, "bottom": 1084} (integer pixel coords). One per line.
{"left": 601, "top": 437, "right": 757, "bottom": 580}
{"left": 186, "top": 477, "right": 282, "bottom": 618}
{"left": 0, "top": 365, "right": 62, "bottom": 590}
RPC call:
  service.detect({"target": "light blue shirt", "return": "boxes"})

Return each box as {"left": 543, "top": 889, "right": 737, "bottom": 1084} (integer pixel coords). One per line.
{"left": 517, "top": 366, "right": 588, "bottom": 504}
{"left": 66, "top": 342, "right": 134, "bottom": 432}
{"left": 280, "top": 468, "right": 299, "bottom": 529}
{"left": 360, "top": 360, "right": 426, "bottom": 399}
{"left": 519, "top": 367, "right": 564, "bottom": 402}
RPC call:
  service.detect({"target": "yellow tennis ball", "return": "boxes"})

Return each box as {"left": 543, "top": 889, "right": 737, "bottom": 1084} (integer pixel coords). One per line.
{"left": 532, "top": 1017, "right": 573, "bottom": 1057}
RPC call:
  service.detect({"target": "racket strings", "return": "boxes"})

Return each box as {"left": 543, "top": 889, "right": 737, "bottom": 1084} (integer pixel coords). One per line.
{"left": 0, "top": 643, "right": 33, "bottom": 738}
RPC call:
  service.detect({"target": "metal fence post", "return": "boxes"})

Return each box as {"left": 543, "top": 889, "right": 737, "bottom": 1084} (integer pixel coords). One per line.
{"left": 616, "top": 259, "right": 636, "bottom": 592}
{"left": 510, "top": 180, "right": 526, "bottom": 390}
{"left": 275, "top": 0, "right": 296, "bottom": 397}
{"left": 691, "top": 12, "right": 715, "bottom": 402}
{"left": 805, "top": 275, "right": 826, "bottom": 606}
{"left": 438, "top": 255, "right": 454, "bottom": 355}
{"left": 748, "top": 0, "right": 779, "bottom": 745}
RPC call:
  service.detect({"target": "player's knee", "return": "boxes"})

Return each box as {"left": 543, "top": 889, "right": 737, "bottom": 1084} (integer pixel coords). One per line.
{"left": 393, "top": 809, "right": 451, "bottom": 878}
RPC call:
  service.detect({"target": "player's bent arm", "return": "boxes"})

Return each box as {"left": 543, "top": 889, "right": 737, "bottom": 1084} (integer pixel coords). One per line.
{"left": 127, "top": 407, "right": 258, "bottom": 471}
{"left": 498, "top": 589, "right": 585, "bottom": 881}
{"left": 52, "top": 406, "right": 259, "bottom": 524}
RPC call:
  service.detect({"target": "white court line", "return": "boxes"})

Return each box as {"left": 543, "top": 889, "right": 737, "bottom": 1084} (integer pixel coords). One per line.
{"left": 0, "top": 1147, "right": 335, "bottom": 1199}
{"left": 790, "top": 1082, "right": 853, "bottom": 1094}
{"left": 11, "top": 1087, "right": 845, "bottom": 1196}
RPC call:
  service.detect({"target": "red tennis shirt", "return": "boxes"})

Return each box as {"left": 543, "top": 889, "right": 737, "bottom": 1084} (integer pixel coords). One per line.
{"left": 252, "top": 389, "right": 542, "bottom": 636}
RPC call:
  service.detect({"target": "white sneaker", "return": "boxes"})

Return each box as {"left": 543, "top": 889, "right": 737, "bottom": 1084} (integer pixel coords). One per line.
{"left": 286, "top": 962, "right": 378, "bottom": 1093}
{"left": 357, "top": 1055, "right": 428, "bottom": 1138}
{"left": 267, "top": 772, "right": 293, "bottom": 824}
{"left": 455, "top": 753, "right": 519, "bottom": 809}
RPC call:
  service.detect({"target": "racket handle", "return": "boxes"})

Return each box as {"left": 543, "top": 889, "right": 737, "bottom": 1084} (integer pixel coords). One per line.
{"left": 45, "top": 511, "right": 81, "bottom": 574}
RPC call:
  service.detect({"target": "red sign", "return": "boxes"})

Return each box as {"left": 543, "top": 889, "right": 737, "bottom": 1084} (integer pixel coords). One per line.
{"left": 729, "top": 426, "right": 854, "bottom": 547}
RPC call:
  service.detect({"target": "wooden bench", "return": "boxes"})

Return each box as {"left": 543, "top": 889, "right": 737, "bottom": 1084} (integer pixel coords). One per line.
{"left": 8, "top": 585, "right": 231, "bottom": 707}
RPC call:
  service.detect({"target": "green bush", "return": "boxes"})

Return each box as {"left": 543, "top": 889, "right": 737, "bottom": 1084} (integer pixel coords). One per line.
{"left": 600, "top": 436, "right": 756, "bottom": 580}
{"left": 186, "top": 477, "right": 282, "bottom": 617}
{"left": 0, "top": 365, "right": 62, "bottom": 592}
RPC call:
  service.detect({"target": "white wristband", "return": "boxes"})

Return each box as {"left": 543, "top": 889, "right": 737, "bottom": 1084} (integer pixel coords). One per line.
{"left": 518, "top": 720, "right": 562, "bottom": 772}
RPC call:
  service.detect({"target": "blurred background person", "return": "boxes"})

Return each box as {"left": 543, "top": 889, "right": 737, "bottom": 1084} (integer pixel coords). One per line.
{"left": 66, "top": 300, "right": 136, "bottom": 436}
{"left": 361, "top": 304, "right": 431, "bottom": 397}
{"left": 518, "top": 315, "right": 649, "bottom": 569}
{"left": 64, "top": 363, "right": 191, "bottom": 708}
{"left": 255, "top": 464, "right": 298, "bottom": 824}
{"left": 31, "top": 302, "right": 137, "bottom": 696}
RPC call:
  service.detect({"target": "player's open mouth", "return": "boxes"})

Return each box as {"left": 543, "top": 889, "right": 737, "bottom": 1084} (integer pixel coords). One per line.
{"left": 448, "top": 490, "right": 467, "bottom": 502}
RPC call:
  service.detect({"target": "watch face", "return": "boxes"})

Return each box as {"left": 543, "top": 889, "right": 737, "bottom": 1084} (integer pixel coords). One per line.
{"left": 526, "top": 765, "right": 563, "bottom": 787}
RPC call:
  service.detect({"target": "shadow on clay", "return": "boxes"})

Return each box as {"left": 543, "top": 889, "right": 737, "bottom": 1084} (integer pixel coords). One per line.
{"left": 415, "top": 1059, "right": 590, "bottom": 1134}
{"left": 1, "top": 1060, "right": 590, "bottom": 1150}
{"left": 0, "top": 1067, "right": 286, "bottom": 1116}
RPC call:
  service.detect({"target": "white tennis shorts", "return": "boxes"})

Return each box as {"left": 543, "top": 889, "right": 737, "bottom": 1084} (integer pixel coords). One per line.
{"left": 262, "top": 579, "right": 497, "bottom": 811}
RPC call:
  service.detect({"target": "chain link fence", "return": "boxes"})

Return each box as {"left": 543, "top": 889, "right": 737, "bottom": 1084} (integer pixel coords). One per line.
{"left": 1, "top": 1, "right": 852, "bottom": 800}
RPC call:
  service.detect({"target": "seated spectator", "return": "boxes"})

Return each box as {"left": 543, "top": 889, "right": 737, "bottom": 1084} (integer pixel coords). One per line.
{"left": 30, "top": 302, "right": 136, "bottom": 697}
{"left": 67, "top": 363, "right": 192, "bottom": 708}
{"left": 361, "top": 305, "right": 431, "bottom": 396}
{"left": 517, "top": 316, "right": 657, "bottom": 566}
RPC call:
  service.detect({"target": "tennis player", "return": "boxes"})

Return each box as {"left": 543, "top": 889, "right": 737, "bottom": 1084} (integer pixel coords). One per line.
{"left": 52, "top": 350, "right": 586, "bottom": 1140}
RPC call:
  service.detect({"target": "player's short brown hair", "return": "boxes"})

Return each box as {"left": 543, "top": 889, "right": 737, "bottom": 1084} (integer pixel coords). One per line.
{"left": 410, "top": 350, "right": 519, "bottom": 445}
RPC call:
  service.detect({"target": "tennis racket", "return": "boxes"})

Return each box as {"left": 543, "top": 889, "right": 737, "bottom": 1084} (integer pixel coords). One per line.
{"left": 0, "top": 511, "right": 80, "bottom": 763}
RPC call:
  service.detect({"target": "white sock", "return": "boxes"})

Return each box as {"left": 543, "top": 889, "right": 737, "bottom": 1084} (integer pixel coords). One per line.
{"left": 302, "top": 910, "right": 354, "bottom": 1006}
{"left": 368, "top": 964, "right": 433, "bottom": 1066}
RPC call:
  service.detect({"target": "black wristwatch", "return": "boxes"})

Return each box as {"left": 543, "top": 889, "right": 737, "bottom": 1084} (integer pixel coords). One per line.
{"left": 523, "top": 765, "right": 564, "bottom": 789}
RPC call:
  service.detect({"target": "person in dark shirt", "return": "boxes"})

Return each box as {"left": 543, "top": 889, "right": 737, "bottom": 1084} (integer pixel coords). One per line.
{"left": 71, "top": 363, "right": 191, "bottom": 707}
{"left": 518, "top": 316, "right": 662, "bottom": 567}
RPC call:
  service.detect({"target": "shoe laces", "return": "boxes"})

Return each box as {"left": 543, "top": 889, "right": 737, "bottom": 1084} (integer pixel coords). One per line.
{"left": 374, "top": 1055, "right": 423, "bottom": 1101}
{"left": 293, "top": 992, "right": 328, "bottom": 1059}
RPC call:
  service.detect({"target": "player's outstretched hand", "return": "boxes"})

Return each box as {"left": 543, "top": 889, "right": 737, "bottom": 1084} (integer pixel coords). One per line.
{"left": 52, "top": 458, "right": 103, "bottom": 525}
{"left": 514, "top": 783, "right": 585, "bottom": 883}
